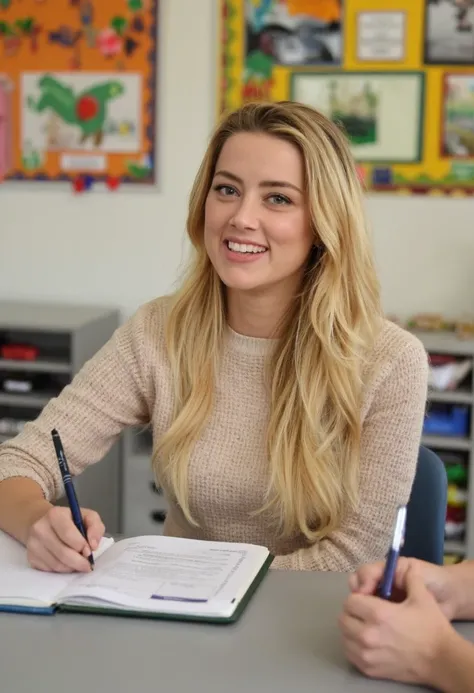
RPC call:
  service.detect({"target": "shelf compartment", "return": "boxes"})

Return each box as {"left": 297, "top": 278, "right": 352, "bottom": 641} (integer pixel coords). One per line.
{"left": 412, "top": 331, "right": 474, "bottom": 357}
{"left": 423, "top": 403, "right": 470, "bottom": 438}
{"left": 0, "top": 329, "right": 71, "bottom": 365}
{"left": 0, "top": 392, "right": 52, "bottom": 408}
{"left": 0, "top": 358, "right": 71, "bottom": 374}
{"left": 444, "top": 539, "right": 466, "bottom": 555}
{"left": 428, "top": 388, "right": 473, "bottom": 405}
{"left": 422, "top": 435, "right": 471, "bottom": 451}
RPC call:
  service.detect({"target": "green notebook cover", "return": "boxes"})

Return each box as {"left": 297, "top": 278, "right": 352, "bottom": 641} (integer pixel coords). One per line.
{"left": 58, "top": 553, "right": 274, "bottom": 625}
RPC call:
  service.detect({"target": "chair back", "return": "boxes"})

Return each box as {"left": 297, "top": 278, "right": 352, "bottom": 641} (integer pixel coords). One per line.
{"left": 401, "top": 446, "right": 447, "bottom": 565}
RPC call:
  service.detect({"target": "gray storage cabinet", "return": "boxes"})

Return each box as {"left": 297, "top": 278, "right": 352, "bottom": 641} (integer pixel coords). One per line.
{"left": 0, "top": 300, "right": 123, "bottom": 534}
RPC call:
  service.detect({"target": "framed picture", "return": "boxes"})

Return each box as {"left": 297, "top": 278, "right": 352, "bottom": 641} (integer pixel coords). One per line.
{"left": 441, "top": 73, "right": 474, "bottom": 158}
{"left": 290, "top": 71, "right": 425, "bottom": 163}
{"left": 244, "top": 0, "right": 344, "bottom": 70}
{"left": 424, "top": 0, "right": 474, "bottom": 65}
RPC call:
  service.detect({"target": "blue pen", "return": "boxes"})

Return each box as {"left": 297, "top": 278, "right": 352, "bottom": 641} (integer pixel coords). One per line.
{"left": 51, "top": 428, "right": 94, "bottom": 569}
{"left": 378, "top": 505, "right": 407, "bottom": 600}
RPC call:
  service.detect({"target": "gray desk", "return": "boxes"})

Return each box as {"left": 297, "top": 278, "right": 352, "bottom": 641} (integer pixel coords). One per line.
{"left": 1, "top": 571, "right": 473, "bottom": 693}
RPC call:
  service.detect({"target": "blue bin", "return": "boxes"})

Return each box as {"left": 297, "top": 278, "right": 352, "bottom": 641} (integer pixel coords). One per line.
{"left": 423, "top": 404, "right": 469, "bottom": 437}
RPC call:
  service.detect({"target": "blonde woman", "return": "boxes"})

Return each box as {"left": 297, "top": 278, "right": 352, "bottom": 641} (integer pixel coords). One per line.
{"left": 0, "top": 101, "right": 428, "bottom": 574}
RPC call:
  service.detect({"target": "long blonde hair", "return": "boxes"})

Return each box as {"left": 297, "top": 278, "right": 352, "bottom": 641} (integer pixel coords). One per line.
{"left": 154, "top": 101, "right": 382, "bottom": 541}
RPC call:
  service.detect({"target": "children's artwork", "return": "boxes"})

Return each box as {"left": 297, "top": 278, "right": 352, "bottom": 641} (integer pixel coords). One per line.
{"left": 442, "top": 74, "right": 474, "bottom": 158}
{"left": 22, "top": 73, "right": 141, "bottom": 153}
{"left": 0, "top": 0, "right": 158, "bottom": 186}
{"left": 424, "top": 0, "right": 474, "bottom": 64}
{"left": 291, "top": 72, "right": 423, "bottom": 162}
{"left": 245, "top": 0, "right": 343, "bottom": 67}
{"left": 0, "top": 75, "right": 14, "bottom": 180}
{"left": 219, "top": 0, "right": 474, "bottom": 196}
{"left": 228, "top": 0, "right": 342, "bottom": 105}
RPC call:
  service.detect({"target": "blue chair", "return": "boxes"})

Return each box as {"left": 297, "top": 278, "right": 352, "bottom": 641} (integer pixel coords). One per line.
{"left": 400, "top": 446, "right": 447, "bottom": 565}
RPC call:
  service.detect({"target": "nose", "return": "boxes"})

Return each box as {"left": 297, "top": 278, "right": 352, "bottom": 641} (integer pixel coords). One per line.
{"left": 229, "top": 193, "right": 259, "bottom": 232}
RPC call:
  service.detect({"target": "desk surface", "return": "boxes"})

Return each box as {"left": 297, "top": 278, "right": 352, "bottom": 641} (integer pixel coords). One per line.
{"left": 1, "top": 570, "right": 473, "bottom": 693}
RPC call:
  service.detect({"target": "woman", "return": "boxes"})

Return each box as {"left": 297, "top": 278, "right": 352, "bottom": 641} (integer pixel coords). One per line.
{"left": 0, "top": 101, "right": 428, "bottom": 574}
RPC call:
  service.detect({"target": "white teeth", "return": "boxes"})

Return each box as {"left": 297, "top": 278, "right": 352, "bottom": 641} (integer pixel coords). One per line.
{"left": 227, "top": 241, "right": 267, "bottom": 254}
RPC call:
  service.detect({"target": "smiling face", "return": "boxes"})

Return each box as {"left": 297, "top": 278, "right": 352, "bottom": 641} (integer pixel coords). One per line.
{"left": 203, "top": 132, "right": 314, "bottom": 297}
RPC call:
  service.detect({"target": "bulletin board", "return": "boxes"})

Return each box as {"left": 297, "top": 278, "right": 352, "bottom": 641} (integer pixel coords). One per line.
{"left": 219, "top": 0, "right": 474, "bottom": 197}
{"left": 0, "top": 0, "right": 159, "bottom": 187}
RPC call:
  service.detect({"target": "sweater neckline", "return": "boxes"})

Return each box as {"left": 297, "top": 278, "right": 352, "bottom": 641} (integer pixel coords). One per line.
{"left": 226, "top": 325, "right": 279, "bottom": 356}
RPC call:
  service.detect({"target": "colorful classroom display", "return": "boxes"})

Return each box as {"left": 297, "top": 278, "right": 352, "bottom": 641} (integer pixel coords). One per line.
{"left": 219, "top": 0, "right": 474, "bottom": 196}
{"left": 0, "top": 0, "right": 158, "bottom": 187}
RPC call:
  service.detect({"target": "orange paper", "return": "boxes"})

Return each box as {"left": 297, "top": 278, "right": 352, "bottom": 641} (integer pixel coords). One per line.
{"left": 0, "top": 0, "right": 158, "bottom": 184}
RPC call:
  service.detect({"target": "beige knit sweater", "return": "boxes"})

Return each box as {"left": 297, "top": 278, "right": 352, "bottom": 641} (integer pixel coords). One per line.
{"left": 0, "top": 296, "right": 428, "bottom": 571}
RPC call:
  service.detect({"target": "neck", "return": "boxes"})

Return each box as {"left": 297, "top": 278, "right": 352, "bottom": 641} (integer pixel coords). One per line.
{"left": 226, "top": 286, "right": 296, "bottom": 338}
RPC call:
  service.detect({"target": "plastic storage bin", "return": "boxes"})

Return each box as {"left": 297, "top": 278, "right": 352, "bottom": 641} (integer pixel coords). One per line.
{"left": 423, "top": 404, "right": 470, "bottom": 437}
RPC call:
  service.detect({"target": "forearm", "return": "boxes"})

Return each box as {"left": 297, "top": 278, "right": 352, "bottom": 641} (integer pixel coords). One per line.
{"left": 430, "top": 629, "right": 474, "bottom": 693}
{"left": 0, "top": 477, "right": 52, "bottom": 545}
{"left": 271, "top": 533, "right": 366, "bottom": 571}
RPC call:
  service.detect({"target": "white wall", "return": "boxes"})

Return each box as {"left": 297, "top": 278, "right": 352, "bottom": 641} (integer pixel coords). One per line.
{"left": 1, "top": 0, "right": 472, "bottom": 323}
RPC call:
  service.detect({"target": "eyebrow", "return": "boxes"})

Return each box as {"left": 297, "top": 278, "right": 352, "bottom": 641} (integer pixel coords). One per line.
{"left": 214, "top": 169, "right": 303, "bottom": 194}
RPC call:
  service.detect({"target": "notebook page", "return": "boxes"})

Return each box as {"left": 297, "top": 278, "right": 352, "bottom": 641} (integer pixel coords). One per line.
{"left": 0, "top": 531, "right": 114, "bottom": 605}
{"left": 57, "top": 535, "right": 269, "bottom": 611}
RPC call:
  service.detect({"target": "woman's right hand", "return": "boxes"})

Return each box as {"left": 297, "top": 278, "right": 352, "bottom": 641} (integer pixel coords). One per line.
{"left": 26, "top": 505, "right": 105, "bottom": 573}
{"left": 348, "top": 557, "right": 459, "bottom": 620}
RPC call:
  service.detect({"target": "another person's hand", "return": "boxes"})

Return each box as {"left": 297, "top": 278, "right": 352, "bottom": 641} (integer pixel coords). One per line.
{"left": 339, "top": 563, "right": 455, "bottom": 686}
{"left": 26, "top": 505, "right": 105, "bottom": 573}
{"left": 348, "top": 556, "right": 458, "bottom": 620}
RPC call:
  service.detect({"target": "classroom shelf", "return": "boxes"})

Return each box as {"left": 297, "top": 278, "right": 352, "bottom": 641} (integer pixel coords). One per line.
{"left": 0, "top": 358, "right": 71, "bottom": 374}
{"left": 428, "top": 388, "right": 473, "bottom": 405}
{"left": 421, "top": 435, "right": 471, "bottom": 452}
{"left": 444, "top": 539, "right": 466, "bottom": 556}
{"left": 0, "top": 392, "right": 52, "bottom": 408}
{"left": 0, "top": 299, "right": 123, "bottom": 534}
{"left": 412, "top": 329, "right": 474, "bottom": 560}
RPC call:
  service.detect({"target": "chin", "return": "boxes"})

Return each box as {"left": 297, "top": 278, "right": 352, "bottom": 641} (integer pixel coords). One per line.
{"left": 217, "top": 267, "right": 267, "bottom": 292}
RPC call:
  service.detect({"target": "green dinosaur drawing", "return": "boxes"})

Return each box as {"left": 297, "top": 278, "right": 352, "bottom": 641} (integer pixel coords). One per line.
{"left": 27, "top": 74, "right": 125, "bottom": 147}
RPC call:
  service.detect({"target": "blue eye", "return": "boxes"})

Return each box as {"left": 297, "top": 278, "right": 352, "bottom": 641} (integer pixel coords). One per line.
{"left": 269, "top": 194, "right": 291, "bottom": 205}
{"left": 214, "top": 184, "right": 237, "bottom": 196}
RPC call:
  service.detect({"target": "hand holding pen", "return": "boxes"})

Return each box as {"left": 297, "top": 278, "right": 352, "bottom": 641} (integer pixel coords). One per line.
{"left": 339, "top": 507, "right": 460, "bottom": 687}
{"left": 23, "top": 430, "right": 105, "bottom": 573}
{"left": 51, "top": 428, "right": 95, "bottom": 569}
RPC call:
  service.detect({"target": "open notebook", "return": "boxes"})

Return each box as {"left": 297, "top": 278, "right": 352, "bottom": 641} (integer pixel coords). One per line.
{"left": 0, "top": 531, "right": 273, "bottom": 623}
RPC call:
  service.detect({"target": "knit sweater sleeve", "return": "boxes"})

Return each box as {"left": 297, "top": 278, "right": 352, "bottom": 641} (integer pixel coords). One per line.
{"left": 271, "top": 335, "right": 429, "bottom": 572}
{"left": 0, "top": 301, "right": 158, "bottom": 502}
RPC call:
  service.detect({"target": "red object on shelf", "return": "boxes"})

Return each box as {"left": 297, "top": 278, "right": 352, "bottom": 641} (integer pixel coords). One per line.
{"left": 1, "top": 345, "right": 39, "bottom": 361}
